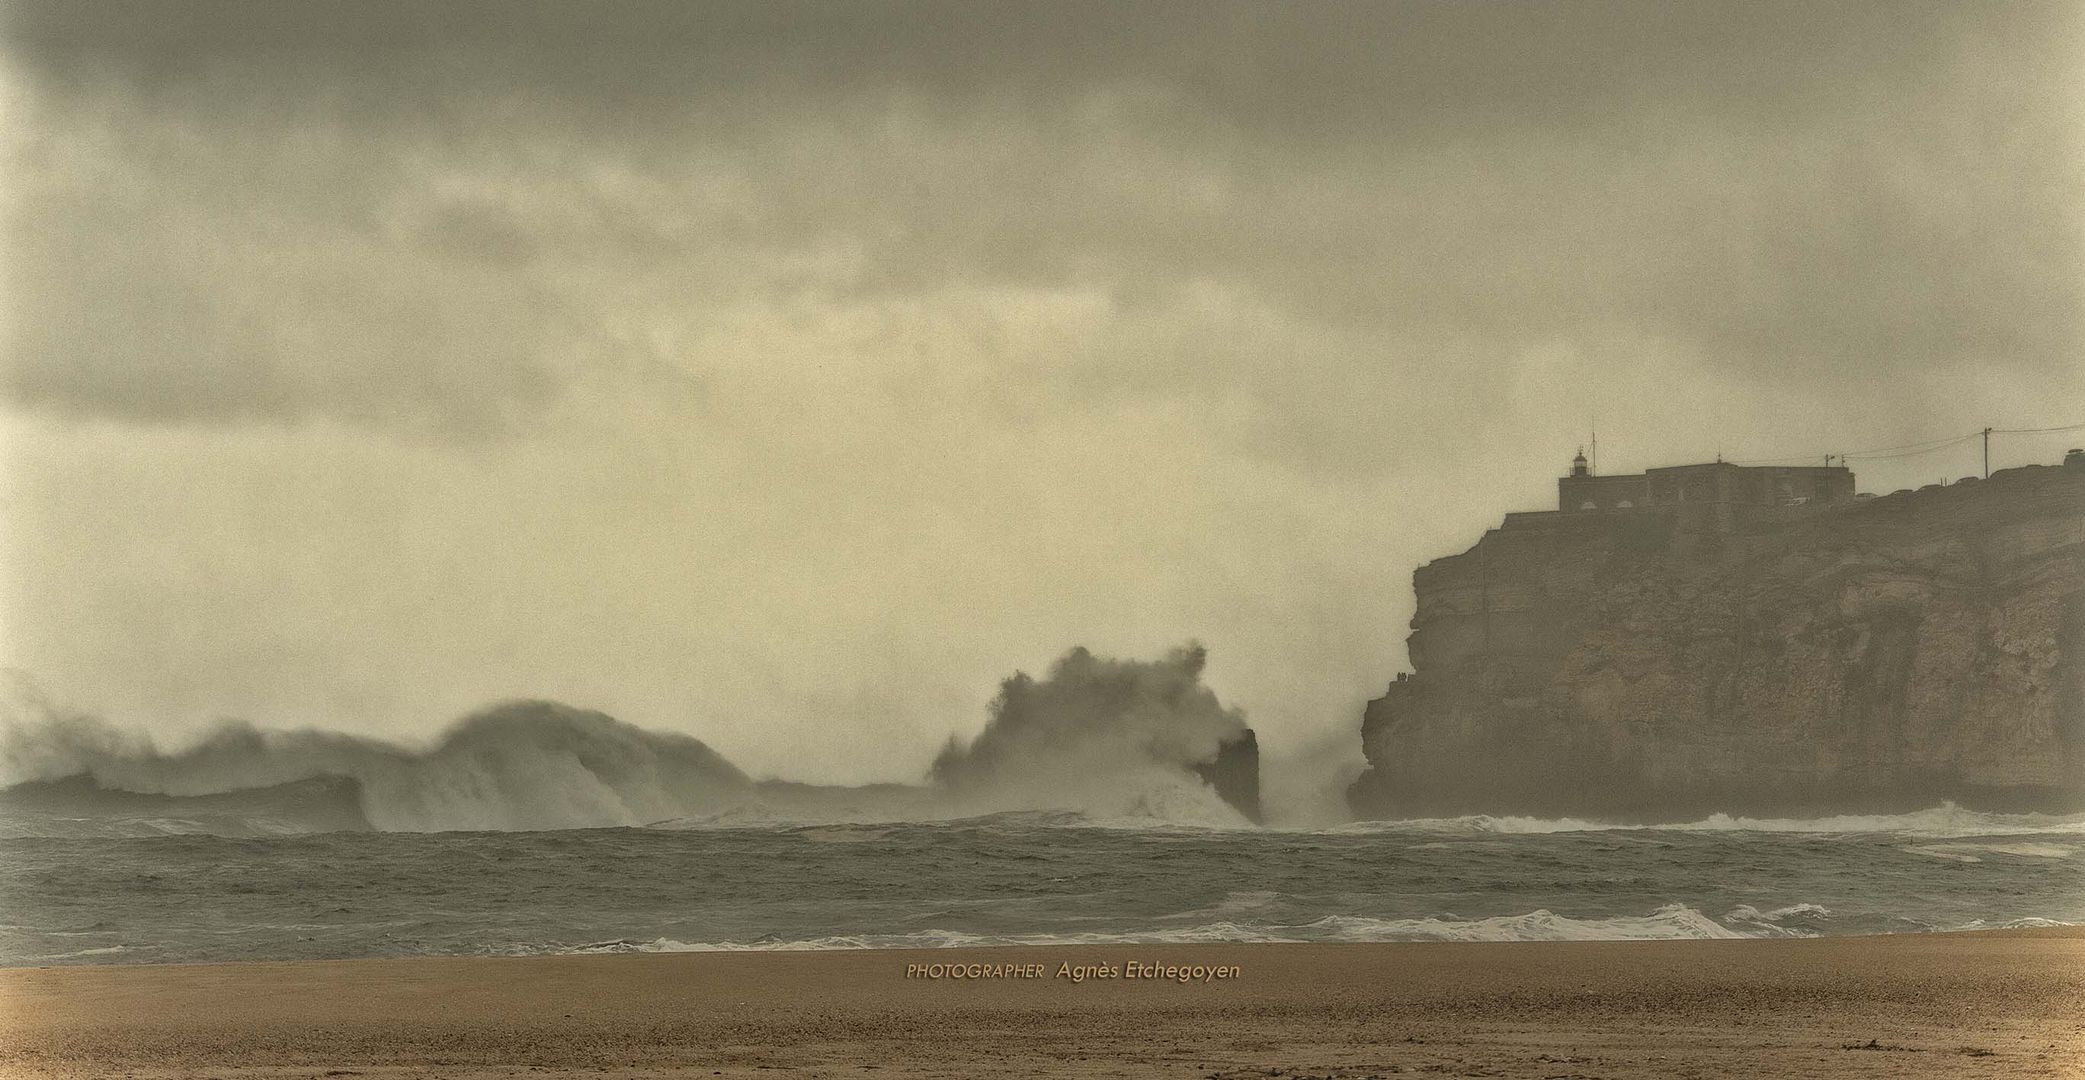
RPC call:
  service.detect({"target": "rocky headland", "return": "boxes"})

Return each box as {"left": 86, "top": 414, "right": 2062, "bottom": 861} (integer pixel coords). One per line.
{"left": 1348, "top": 460, "right": 2085, "bottom": 819}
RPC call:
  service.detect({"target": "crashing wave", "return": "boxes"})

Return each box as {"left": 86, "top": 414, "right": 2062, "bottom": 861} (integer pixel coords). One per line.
{"left": 0, "top": 645, "right": 1261, "bottom": 835}
{"left": 929, "top": 644, "right": 1258, "bottom": 825}
{"left": 1, "top": 699, "right": 752, "bottom": 833}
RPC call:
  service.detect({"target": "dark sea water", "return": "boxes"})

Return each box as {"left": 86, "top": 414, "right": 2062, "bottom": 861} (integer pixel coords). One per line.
{"left": 2, "top": 807, "right": 2080, "bottom": 967}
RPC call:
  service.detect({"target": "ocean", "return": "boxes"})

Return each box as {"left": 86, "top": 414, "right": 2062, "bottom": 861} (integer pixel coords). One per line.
{"left": 3, "top": 806, "right": 2080, "bottom": 967}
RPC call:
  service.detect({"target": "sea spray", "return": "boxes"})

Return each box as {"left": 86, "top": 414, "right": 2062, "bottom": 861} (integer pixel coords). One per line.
{"left": 1, "top": 644, "right": 1264, "bottom": 832}
{"left": 929, "top": 644, "right": 1255, "bottom": 826}
{"left": 1, "top": 692, "right": 752, "bottom": 832}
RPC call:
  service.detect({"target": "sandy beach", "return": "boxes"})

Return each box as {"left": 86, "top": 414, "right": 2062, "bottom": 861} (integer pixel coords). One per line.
{"left": 0, "top": 929, "right": 2079, "bottom": 1079}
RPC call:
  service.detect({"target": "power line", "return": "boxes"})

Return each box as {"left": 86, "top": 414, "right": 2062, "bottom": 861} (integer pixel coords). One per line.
{"left": 1994, "top": 421, "right": 2085, "bottom": 435}
{"left": 1725, "top": 454, "right": 1840, "bottom": 465}
{"left": 1727, "top": 421, "right": 2081, "bottom": 467}
{"left": 1840, "top": 432, "right": 1985, "bottom": 457}
{"left": 1842, "top": 434, "right": 1981, "bottom": 461}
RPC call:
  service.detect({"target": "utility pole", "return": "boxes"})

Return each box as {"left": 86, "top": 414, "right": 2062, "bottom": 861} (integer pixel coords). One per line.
{"left": 1983, "top": 427, "right": 1992, "bottom": 478}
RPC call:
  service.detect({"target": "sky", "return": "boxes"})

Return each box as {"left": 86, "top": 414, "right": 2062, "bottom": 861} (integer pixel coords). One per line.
{"left": 1, "top": 0, "right": 2081, "bottom": 785}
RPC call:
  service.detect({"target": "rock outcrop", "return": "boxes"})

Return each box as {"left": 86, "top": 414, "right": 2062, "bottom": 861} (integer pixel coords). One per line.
{"left": 1348, "top": 461, "right": 2085, "bottom": 820}
{"left": 1193, "top": 729, "right": 1263, "bottom": 823}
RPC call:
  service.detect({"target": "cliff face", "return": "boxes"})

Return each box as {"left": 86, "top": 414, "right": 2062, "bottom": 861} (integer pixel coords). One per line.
{"left": 1348, "top": 462, "right": 2085, "bottom": 820}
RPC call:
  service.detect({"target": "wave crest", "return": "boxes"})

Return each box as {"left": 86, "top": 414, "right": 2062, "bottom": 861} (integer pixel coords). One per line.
{"left": 0, "top": 645, "right": 1260, "bottom": 833}
{"left": 1, "top": 697, "right": 753, "bottom": 832}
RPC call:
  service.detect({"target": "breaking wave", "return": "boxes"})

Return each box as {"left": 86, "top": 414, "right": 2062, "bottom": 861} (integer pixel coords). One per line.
{"left": 928, "top": 644, "right": 1254, "bottom": 826}
{"left": 0, "top": 698, "right": 752, "bottom": 833}
{"left": 0, "top": 644, "right": 1258, "bottom": 834}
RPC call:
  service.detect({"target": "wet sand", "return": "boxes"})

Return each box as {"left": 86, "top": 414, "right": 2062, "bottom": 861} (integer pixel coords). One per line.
{"left": 2, "top": 929, "right": 2082, "bottom": 1079}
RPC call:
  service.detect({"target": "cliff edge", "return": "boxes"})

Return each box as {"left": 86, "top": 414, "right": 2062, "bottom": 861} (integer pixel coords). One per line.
{"left": 1348, "top": 461, "right": 2085, "bottom": 819}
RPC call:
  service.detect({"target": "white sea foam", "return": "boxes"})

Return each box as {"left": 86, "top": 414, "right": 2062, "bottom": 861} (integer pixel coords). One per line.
{"left": 1334, "top": 803, "right": 2085, "bottom": 839}
{"left": 1974, "top": 842, "right": 2075, "bottom": 857}
{"left": 1950, "top": 917, "right": 2074, "bottom": 931}
{"left": 561, "top": 904, "right": 1759, "bottom": 952}
{"left": 1901, "top": 841, "right": 2077, "bottom": 863}
{"left": 1721, "top": 903, "right": 1837, "bottom": 936}
{"left": 558, "top": 901, "right": 2085, "bottom": 955}
{"left": 1166, "top": 890, "right": 1287, "bottom": 920}
{"left": 29, "top": 945, "right": 141, "bottom": 961}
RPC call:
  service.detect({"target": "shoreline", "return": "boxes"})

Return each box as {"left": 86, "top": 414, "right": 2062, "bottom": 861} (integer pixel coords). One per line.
{"left": 3, "top": 929, "right": 2082, "bottom": 1078}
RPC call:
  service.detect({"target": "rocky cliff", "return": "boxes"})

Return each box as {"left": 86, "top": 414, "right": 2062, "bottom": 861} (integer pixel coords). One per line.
{"left": 1348, "top": 462, "right": 2085, "bottom": 819}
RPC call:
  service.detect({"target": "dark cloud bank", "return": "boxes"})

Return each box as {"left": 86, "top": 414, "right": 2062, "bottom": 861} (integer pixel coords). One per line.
{"left": 4, "top": 0, "right": 2078, "bottom": 438}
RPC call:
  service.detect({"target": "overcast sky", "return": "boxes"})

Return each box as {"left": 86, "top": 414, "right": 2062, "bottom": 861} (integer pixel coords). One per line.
{"left": 2, "top": 1, "right": 2080, "bottom": 782}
